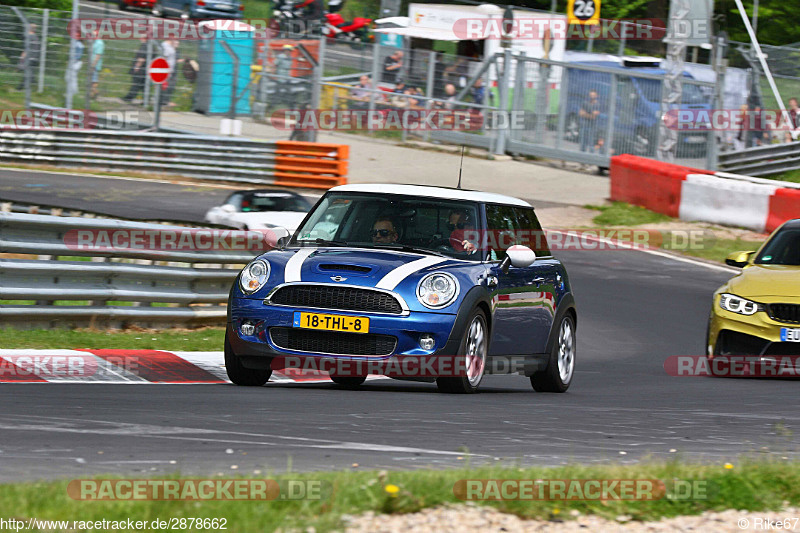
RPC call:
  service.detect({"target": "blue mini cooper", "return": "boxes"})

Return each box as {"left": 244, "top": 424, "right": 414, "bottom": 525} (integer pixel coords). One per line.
{"left": 226, "top": 184, "right": 577, "bottom": 393}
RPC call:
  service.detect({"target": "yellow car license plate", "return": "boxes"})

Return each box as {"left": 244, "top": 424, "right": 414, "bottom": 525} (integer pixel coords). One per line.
{"left": 293, "top": 312, "right": 369, "bottom": 334}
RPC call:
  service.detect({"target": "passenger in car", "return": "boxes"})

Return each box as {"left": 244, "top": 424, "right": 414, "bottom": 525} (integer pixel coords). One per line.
{"left": 371, "top": 217, "right": 399, "bottom": 244}
{"left": 447, "top": 210, "right": 477, "bottom": 253}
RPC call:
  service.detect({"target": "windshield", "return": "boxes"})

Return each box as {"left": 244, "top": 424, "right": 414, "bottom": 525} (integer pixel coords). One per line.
{"left": 292, "top": 192, "right": 483, "bottom": 261}
{"left": 239, "top": 193, "right": 310, "bottom": 213}
{"left": 755, "top": 227, "right": 800, "bottom": 265}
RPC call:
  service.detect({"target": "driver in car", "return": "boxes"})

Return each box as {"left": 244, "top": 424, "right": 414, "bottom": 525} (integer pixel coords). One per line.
{"left": 447, "top": 210, "right": 477, "bottom": 253}
{"left": 371, "top": 217, "right": 399, "bottom": 244}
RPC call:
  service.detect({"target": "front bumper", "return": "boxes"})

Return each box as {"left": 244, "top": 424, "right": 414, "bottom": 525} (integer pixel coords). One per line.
{"left": 708, "top": 304, "right": 800, "bottom": 356}
{"left": 229, "top": 296, "right": 461, "bottom": 360}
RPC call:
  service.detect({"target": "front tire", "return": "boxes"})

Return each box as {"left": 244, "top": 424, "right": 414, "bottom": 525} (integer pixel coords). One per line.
{"left": 531, "top": 313, "right": 575, "bottom": 392}
{"left": 225, "top": 332, "right": 272, "bottom": 386}
{"left": 437, "top": 308, "right": 488, "bottom": 394}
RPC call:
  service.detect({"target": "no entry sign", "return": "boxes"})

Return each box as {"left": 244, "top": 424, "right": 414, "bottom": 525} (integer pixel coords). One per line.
{"left": 149, "top": 57, "right": 170, "bottom": 84}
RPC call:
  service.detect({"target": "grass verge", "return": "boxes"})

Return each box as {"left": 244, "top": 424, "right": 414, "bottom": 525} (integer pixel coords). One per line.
{"left": 2, "top": 461, "right": 799, "bottom": 532}
{"left": 0, "top": 327, "right": 224, "bottom": 350}
{"left": 584, "top": 202, "right": 765, "bottom": 264}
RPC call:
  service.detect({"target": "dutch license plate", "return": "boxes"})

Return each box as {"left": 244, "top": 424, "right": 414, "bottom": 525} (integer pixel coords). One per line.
{"left": 293, "top": 312, "right": 369, "bottom": 334}
{"left": 780, "top": 328, "right": 800, "bottom": 342}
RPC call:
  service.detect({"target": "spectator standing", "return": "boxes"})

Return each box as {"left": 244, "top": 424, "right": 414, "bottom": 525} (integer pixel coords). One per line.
{"left": 788, "top": 97, "right": 800, "bottom": 140}
{"left": 17, "top": 24, "right": 40, "bottom": 90}
{"left": 382, "top": 50, "right": 403, "bottom": 84}
{"left": 90, "top": 32, "right": 104, "bottom": 99}
{"left": 350, "top": 75, "right": 372, "bottom": 110}
{"left": 273, "top": 45, "right": 294, "bottom": 106}
{"left": 122, "top": 38, "right": 148, "bottom": 103}
{"left": 578, "top": 89, "right": 601, "bottom": 153}
{"left": 747, "top": 105, "right": 770, "bottom": 147}
{"left": 470, "top": 78, "right": 485, "bottom": 105}
{"left": 65, "top": 38, "right": 84, "bottom": 102}
{"left": 161, "top": 39, "right": 181, "bottom": 107}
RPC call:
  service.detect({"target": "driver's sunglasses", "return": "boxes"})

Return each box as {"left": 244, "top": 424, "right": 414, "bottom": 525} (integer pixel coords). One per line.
{"left": 370, "top": 229, "right": 394, "bottom": 237}
{"left": 447, "top": 222, "right": 467, "bottom": 231}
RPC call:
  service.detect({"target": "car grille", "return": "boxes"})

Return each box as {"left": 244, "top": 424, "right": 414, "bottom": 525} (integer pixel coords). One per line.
{"left": 269, "top": 327, "right": 397, "bottom": 356}
{"left": 268, "top": 285, "right": 403, "bottom": 314}
{"left": 767, "top": 304, "right": 800, "bottom": 324}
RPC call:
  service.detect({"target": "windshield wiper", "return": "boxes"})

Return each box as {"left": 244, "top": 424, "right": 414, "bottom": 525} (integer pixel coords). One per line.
{"left": 372, "top": 243, "right": 449, "bottom": 258}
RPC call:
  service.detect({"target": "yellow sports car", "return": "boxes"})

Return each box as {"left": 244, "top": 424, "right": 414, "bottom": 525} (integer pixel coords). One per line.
{"left": 708, "top": 219, "right": 800, "bottom": 358}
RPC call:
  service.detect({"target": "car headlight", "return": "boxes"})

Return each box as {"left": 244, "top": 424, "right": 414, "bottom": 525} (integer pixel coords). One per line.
{"left": 416, "top": 272, "right": 459, "bottom": 309}
{"left": 719, "top": 293, "right": 761, "bottom": 316}
{"left": 240, "top": 260, "right": 270, "bottom": 295}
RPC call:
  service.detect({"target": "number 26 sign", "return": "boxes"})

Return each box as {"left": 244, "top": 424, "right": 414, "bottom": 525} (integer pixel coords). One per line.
{"left": 568, "top": 0, "right": 600, "bottom": 26}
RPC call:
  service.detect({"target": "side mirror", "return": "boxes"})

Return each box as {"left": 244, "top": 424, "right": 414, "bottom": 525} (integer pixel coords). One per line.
{"left": 725, "top": 250, "right": 756, "bottom": 268}
{"left": 221, "top": 204, "right": 237, "bottom": 214}
{"left": 501, "top": 245, "right": 536, "bottom": 273}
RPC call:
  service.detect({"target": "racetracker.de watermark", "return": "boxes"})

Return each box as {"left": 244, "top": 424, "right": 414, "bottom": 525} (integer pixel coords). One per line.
{"left": 63, "top": 228, "right": 280, "bottom": 253}
{"left": 68, "top": 18, "right": 271, "bottom": 39}
{"left": 665, "top": 356, "right": 800, "bottom": 377}
{"left": 664, "top": 109, "right": 800, "bottom": 131}
{"left": 0, "top": 109, "right": 98, "bottom": 130}
{"left": 67, "top": 479, "right": 330, "bottom": 500}
{"left": 453, "top": 479, "right": 712, "bottom": 500}
{"left": 451, "top": 17, "right": 710, "bottom": 41}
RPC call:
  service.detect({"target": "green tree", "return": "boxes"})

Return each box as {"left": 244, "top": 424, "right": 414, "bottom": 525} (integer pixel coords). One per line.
{"left": 1, "top": 0, "right": 72, "bottom": 10}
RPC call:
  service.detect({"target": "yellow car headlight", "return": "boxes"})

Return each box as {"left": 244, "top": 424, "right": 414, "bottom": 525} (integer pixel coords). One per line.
{"left": 719, "top": 293, "right": 762, "bottom": 316}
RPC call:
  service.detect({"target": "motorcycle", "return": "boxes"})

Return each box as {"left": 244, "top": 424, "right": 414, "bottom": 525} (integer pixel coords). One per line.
{"left": 321, "top": 0, "right": 372, "bottom": 47}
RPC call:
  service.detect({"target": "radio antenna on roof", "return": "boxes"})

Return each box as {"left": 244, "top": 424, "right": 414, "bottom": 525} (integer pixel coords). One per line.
{"left": 457, "top": 145, "right": 465, "bottom": 189}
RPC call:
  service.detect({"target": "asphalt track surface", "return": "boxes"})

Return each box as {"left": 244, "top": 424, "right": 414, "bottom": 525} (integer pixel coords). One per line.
{"left": 1, "top": 170, "right": 798, "bottom": 482}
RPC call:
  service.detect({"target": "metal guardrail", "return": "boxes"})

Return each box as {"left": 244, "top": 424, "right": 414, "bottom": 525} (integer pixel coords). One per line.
{"left": 0, "top": 130, "right": 349, "bottom": 189}
{"left": 0, "top": 213, "right": 262, "bottom": 328}
{"left": 718, "top": 141, "right": 800, "bottom": 177}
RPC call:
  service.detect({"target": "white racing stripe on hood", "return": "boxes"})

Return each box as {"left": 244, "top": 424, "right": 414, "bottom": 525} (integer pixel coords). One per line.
{"left": 375, "top": 256, "right": 447, "bottom": 290}
{"left": 284, "top": 248, "right": 316, "bottom": 283}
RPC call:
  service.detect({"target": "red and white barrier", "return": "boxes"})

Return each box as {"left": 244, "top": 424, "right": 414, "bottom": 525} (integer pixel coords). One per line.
{"left": 0, "top": 350, "right": 371, "bottom": 384}
{"left": 610, "top": 155, "right": 800, "bottom": 233}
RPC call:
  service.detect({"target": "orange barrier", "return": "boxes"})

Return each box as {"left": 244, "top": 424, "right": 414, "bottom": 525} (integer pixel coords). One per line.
{"left": 273, "top": 141, "right": 349, "bottom": 190}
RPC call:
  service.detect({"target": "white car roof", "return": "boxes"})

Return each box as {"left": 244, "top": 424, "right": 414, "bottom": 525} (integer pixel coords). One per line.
{"left": 329, "top": 184, "right": 532, "bottom": 207}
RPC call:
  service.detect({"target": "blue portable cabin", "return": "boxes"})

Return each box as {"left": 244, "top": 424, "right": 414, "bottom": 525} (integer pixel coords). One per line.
{"left": 563, "top": 60, "right": 711, "bottom": 157}
{"left": 193, "top": 19, "right": 255, "bottom": 115}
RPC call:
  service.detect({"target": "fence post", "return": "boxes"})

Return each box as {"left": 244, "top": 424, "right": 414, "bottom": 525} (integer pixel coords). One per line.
{"left": 143, "top": 37, "right": 154, "bottom": 109}
{"left": 424, "top": 50, "right": 436, "bottom": 143}
{"left": 493, "top": 49, "right": 512, "bottom": 155}
{"left": 555, "top": 61, "right": 569, "bottom": 150}
{"left": 219, "top": 41, "right": 240, "bottom": 121}
{"left": 65, "top": 0, "right": 79, "bottom": 109}
{"left": 604, "top": 72, "right": 618, "bottom": 163}
{"left": 38, "top": 9, "right": 48, "bottom": 93}
{"left": 368, "top": 42, "right": 381, "bottom": 136}
{"left": 309, "top": 36, "right": 326, "bottom": 143}
{"left": 85, "top": 36, "right": 93, "bottom": 110}
{"left": 510, "top": 52, "right": 526, "bottom": 144}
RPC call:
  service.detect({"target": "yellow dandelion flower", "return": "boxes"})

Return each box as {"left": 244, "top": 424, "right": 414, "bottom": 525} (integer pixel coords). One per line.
{"left": 385, "top": 484, "right": 400, "bottom": 495}
{"left": 724, "top": 463, "right": 734, "bottom": 470}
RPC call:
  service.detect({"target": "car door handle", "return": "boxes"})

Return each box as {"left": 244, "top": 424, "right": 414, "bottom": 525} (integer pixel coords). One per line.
{"left": 532, "top": 277, "right": 545, "bottom": 286}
